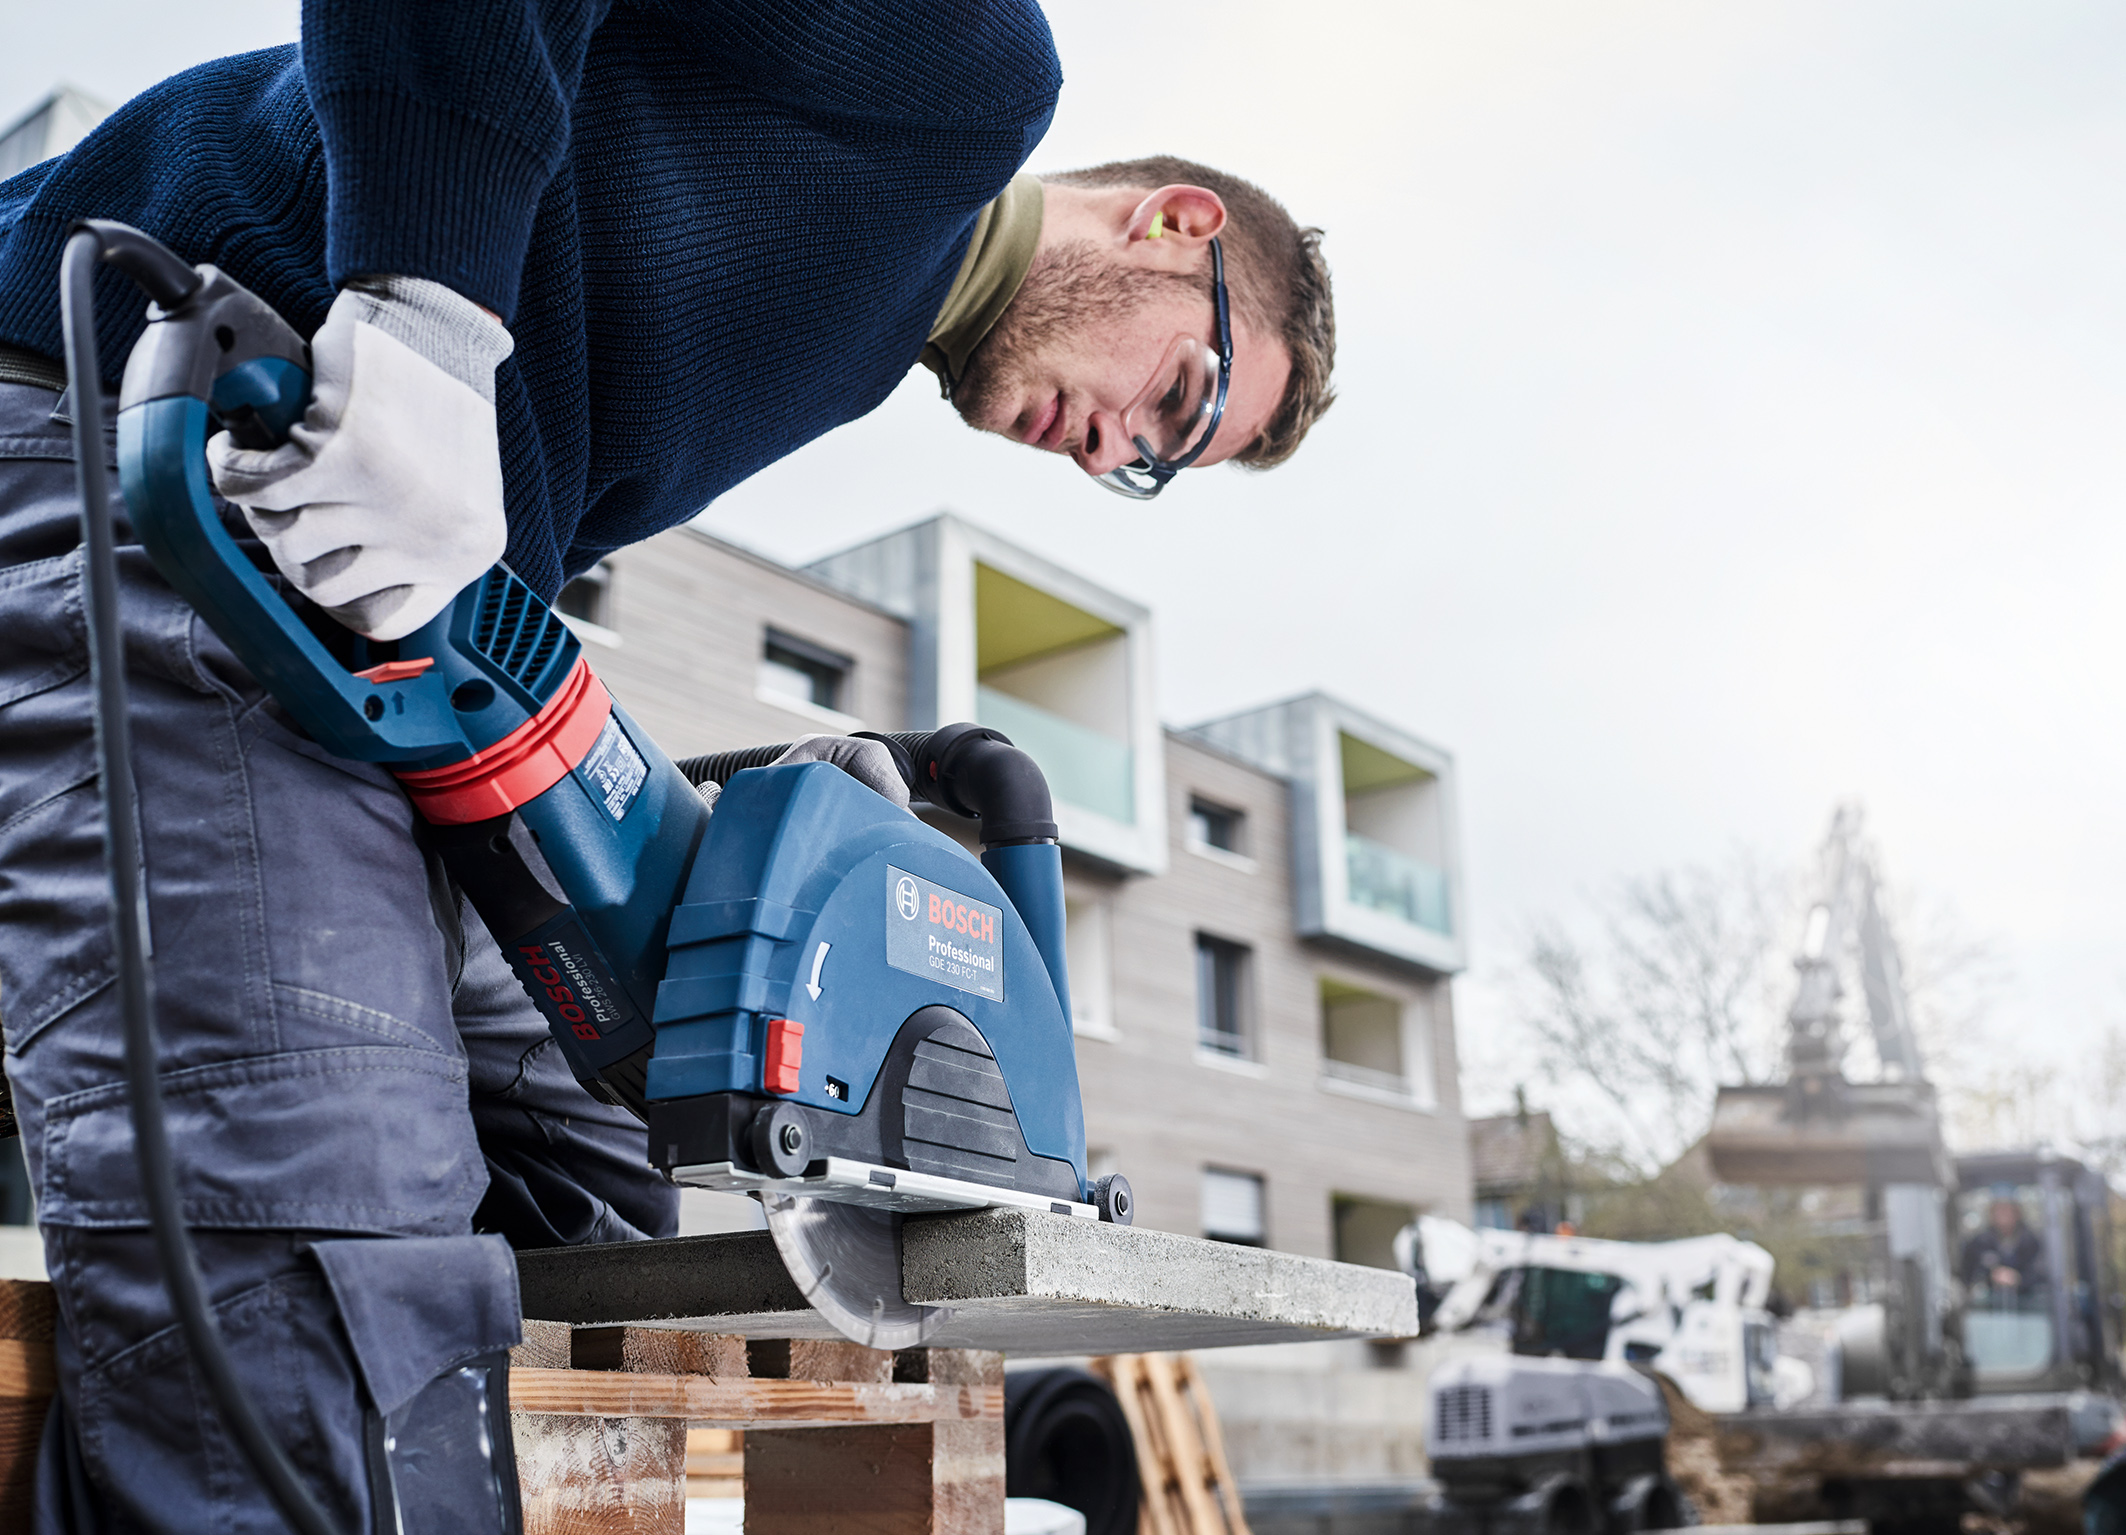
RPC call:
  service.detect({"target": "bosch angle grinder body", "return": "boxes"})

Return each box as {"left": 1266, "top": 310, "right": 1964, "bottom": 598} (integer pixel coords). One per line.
{"left": 92, "top": 220, "right": 1111, "bottom": 1349}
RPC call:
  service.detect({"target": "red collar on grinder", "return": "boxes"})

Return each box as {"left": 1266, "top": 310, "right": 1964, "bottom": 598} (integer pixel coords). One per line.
{"left": 396, "top": 658, "right": 610, "bottom": 824}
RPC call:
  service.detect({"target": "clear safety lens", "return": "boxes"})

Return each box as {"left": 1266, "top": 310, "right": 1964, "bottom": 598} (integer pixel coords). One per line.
{"left": 1096, "top": 462, "right": 1167, "bottom": 499}
{"left": 1122, "top": 335, "right": 1223, "bottom": 466}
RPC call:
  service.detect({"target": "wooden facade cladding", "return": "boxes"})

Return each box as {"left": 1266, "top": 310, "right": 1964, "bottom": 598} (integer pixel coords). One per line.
{"left": 1069, "top": 733, "right": 1474, "bottom": 1258}
{"left": 579, "top": 527, "right": 911, "bottom": 761}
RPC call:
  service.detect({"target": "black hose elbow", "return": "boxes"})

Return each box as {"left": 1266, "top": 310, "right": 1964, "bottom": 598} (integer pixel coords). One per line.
{"left": 676, "top": 723, "right": 1057, "bottom": 849}
{"left": 885, "top": 723, "right": 1057, "bottom": 847}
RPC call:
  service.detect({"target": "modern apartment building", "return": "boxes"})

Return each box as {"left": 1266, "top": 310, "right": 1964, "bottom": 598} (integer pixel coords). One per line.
{"left": 569, "top": 512, "right": 1474, "bottom": 1261}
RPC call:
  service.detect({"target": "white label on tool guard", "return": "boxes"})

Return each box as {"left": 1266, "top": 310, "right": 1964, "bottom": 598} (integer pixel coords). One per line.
{"left": 580, "top": 715, "right": 648, "bottom": 821}
{"left": 885, "top": 865, "right": 1003, "bottom": 1001}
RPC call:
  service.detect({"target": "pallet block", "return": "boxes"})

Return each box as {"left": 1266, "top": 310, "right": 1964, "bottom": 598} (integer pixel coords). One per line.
{"left": 0, "top": 1285, "right": 1004, "bottom": 1535}
{"left": 512, "top": 1320, "right": 1005, "bottom": 1535}
{"left": 0, "top": 1279, "right": 54, "bottom": 1534}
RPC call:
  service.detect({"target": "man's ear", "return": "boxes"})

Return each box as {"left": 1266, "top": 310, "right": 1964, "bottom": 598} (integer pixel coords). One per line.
{"left": 1125, "top": 184, "right": 1226, "bottom": 259}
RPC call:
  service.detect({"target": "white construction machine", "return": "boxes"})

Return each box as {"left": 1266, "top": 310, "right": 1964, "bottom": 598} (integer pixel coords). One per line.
{"left": 1398, "top": 1218, "right": 1811, "bottom": 1533}
{"left": 1410, "top": 1222, "right": 1807, "bottom": 1414}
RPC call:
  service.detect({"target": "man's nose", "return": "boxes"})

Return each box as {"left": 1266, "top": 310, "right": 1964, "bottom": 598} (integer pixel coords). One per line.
{"left": 1073, "top": 407, "right": 1139, "bottom": 477}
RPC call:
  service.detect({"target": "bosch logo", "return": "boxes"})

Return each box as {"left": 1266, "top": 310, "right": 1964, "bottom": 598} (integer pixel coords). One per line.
{"left": 896, "top": 876, "right": 920, "bottom": 920}
{"left": 519, "top": 942, "right": 601, "bottom": 1042}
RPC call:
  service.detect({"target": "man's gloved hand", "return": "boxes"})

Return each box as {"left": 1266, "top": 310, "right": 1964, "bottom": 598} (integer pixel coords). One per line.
{"left": 771, "top": 735, "right": 911, "bottom": 810}
{"left": 206, "top": 276, "right": 514, "bottom": 642}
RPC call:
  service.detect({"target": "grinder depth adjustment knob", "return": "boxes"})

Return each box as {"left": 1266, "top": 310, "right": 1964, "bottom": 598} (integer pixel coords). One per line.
{"left": 748, "top": 1100, "right": 812, "bottom": 1179}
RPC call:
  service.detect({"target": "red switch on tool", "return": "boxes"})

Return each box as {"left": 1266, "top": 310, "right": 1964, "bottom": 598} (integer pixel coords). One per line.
{"left": 764, "top": 1018, "right": 804, "bottom": 1095}
{"left": 354, "top": 657, "right": 437, "bottom": 683}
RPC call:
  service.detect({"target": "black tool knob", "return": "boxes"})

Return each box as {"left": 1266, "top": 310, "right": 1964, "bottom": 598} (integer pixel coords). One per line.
{"left": 748, "top": 1100, "right": 812, "bottom": 1179}
{"left": 1094, "top": 1174, "right": 1133, "bottom": 1226}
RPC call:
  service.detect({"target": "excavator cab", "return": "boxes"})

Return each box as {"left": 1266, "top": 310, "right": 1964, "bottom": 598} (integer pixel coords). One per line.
{"left": 1953, "top": 1150, "right": 2122, "bottom": 1395}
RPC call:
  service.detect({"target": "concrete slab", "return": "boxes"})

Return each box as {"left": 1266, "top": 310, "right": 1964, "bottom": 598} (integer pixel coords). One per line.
{"left": 519, "top": 1209, "right": 1418, "bottom": 1355}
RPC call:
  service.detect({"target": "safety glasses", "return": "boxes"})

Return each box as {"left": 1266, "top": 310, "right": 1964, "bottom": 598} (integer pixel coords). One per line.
{"left": 1096, "top": 237, "right": 1232, "bottom": 500}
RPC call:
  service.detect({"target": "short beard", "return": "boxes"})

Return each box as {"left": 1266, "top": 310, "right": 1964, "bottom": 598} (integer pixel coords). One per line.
{"left": 952, "top": 240, "right": 1192, "bottom": 439}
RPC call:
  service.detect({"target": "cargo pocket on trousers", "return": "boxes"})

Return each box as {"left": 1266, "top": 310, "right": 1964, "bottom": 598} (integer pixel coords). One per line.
{"left": 0, "top": 551, "right": 88, "bottom": 716}
{"left": 0, "top": 551, "right": 107, "bottom": 1052}
{"left": 311, "top": 1233, "right": 526, "bottom": 1535}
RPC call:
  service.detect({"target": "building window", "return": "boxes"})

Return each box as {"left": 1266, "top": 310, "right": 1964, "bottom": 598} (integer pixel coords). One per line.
{"left": 1187, "top": 797, "right": 1245, "bottom": 855}
{"left": 1333, "top": 1195, "right": 1418, "bottom": 1271}
{"left": 1065, "top": 892, "right": 1116, "bottom": 1039}
{"left": 758, "top": 629, "right": 852, "bottom": 715}
{"left": 1195, "top": 934, "right": 1251, "bottom": 1057}
{"left": 556, "top": 563, "right": 613, "bottom": 629}
{"left": 1202, "top": 1168, "right": 1266, "bottom": 1247}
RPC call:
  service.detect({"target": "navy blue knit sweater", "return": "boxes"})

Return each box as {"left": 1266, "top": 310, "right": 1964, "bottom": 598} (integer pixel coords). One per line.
{"left": 0, "top": 1, "right": 1060, "bottom": 598}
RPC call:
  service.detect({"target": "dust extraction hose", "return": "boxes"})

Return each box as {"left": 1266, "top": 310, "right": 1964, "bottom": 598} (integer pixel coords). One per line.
{"left": 676, "top": 722, "right": 1058, "bottom": 847}
{"left": 63, "top": 228, "right": 345, "bottom": 1535}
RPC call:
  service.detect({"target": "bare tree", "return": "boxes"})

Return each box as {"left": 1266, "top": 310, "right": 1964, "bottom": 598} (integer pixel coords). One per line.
{"left": 1507, "top": 854, "right": 2005, "bottom": 1175}
{"left": 1509, "top": 855, "right": 1788, "bottom": 1172}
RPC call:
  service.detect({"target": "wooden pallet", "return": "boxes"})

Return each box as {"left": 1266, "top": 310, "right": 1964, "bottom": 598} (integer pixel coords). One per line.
{"left": 0, "top": 1291, "right": 1000, "bottom": 1534}
{"left": 1091, "top": 1354, "right": 1250, "bottom": 1535}
{"left": 685, "top": 1428, "right": 743, "bottom": 1500}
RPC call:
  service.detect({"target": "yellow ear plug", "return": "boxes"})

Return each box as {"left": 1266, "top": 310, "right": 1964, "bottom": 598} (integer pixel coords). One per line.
{"left": 1147, "top": 212, "right": 1165, "bottom": 240}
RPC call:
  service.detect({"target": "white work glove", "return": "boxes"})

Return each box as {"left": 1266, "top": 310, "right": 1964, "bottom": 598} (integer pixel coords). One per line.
{"left": 771, "top": 735, "right": 911, "bottom": 811}
{"left": 207, "top": 276, "right": 514, "bottom": 641}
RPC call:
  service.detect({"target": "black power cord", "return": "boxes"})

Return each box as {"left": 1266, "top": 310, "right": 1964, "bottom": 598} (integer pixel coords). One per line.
{"left": 61, "top": 229, "right": 345, "bottom": 1535}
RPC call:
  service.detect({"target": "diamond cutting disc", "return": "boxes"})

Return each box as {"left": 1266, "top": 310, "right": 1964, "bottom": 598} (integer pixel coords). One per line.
{"left": 760, "top": 1191, "right": 950, "bottom": 1350}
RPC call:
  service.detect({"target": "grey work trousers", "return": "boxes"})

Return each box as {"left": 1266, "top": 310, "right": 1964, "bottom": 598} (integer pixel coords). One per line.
{"left": 0, "top": 376, "right": 678, "bottom": 1531}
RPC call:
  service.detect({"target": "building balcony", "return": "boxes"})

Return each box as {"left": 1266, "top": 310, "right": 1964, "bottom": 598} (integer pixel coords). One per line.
{"left": 976, "top": 685, "right": 1134, "bottom": 824}
{"left": 1345, "top": 833, "right": 1451, "bottom": 936}
{"left": 807, "top": 516, "right": 1168, "bottom": 873}
{"left": 1183, "top": 693, "right": 1465, "bottom": 974}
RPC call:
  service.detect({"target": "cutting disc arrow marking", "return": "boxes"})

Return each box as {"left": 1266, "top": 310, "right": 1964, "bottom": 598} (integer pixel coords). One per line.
{"left": 806, "top": 940, "right": 830, "bottom": 1001}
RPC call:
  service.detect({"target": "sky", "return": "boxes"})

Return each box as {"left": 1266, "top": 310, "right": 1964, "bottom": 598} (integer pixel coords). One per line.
{"left": 10, "top": 3, "right": 2124, "bottom": 1132}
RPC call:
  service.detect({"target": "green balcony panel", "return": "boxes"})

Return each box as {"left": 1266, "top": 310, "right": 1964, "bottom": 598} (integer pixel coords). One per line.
{"left": 976, "top": 685, "right": 1135, "bottom": 824}
{"left": 1345, "top": 834, "right": 1451, "bottom": 935}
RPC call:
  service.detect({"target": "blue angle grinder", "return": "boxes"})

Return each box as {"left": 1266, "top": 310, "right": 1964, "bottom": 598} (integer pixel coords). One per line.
{"left": 74, "top": 219, "right": 1132, "bottom": 1353}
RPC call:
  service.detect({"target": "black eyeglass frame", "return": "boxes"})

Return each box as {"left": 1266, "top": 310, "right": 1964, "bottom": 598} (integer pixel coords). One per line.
{"left": 1096, "top": 236, "right": 1233, "bottom": 500}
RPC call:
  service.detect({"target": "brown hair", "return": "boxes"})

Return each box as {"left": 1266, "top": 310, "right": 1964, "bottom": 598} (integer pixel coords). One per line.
{"left": 1043, "top": 156, "right": 1335, "bottom": 470}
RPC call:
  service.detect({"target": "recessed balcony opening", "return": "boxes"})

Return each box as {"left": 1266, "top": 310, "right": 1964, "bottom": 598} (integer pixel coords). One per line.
{"left": 974, "top": 562, "right": 1134, "bottom": 824}
{"left": 1340, "top": 732, "right": 1451, "bottom": 937}
{"left": 1333, "top": 1194, "right": 1418, "bottom": 1271}
{"left": 1321, "top": 979, "right": 1404, "bottom": 1085}
{"left": 1320, "top": 979, "right": 1437, "bottom": 1107}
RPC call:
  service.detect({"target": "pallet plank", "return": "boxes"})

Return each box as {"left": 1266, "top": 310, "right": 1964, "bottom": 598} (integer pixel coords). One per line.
{"left": 511, "top": 1368, "right": 1002, "bottom": 1427}
{"left": 1093, "top": 1354, "right": 1250, "bottom": 1535}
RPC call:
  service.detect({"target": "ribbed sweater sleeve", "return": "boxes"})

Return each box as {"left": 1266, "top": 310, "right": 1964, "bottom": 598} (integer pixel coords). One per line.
{"left": 301, "top": 0, "right": 611, "bottom": 320}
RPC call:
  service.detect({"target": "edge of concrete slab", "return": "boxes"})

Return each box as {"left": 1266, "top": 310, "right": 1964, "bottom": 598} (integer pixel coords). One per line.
{"left": 904, "top": 1209, "right": 1418, "bottom": 1336}
{"left": 518, "top": 1208, "right": 1418, "bottom": 1355}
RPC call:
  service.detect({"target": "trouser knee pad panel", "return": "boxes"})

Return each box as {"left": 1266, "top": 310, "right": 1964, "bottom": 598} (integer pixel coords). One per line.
{"left": 365, "top": 1349, "right": 522, "bottom": 1535}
